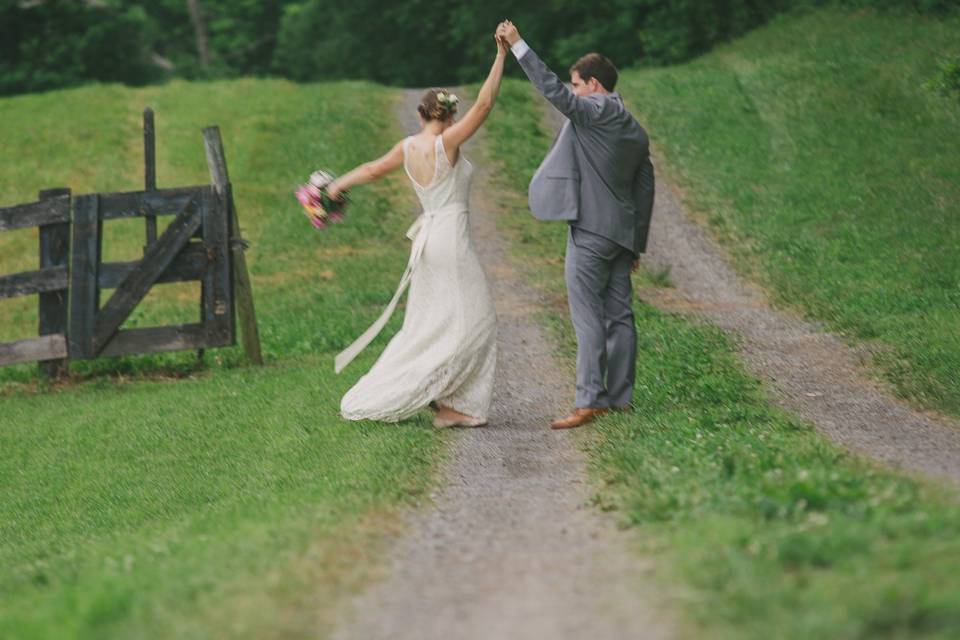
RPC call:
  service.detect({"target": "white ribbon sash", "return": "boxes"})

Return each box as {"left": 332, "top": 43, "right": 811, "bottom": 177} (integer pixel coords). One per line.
{"left": 334, "top": 207, "right": 454, "bottom": 374}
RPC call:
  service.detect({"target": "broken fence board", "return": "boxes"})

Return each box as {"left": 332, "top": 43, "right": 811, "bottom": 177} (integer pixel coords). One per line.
{"left": 0, "top": 196, "right": 70, "bottom": 232}
{"left": 0, "top": 334, "right": 67, "bottom": 367}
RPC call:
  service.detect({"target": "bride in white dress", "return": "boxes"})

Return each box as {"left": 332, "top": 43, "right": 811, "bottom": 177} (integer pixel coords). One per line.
{"left": 325, "top": 35, "right": 507, "bottom": 428}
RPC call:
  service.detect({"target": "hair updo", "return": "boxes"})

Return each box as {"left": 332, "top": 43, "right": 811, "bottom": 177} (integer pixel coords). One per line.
{"left": 418, "top": 88, "right": 459, "bottom": 122}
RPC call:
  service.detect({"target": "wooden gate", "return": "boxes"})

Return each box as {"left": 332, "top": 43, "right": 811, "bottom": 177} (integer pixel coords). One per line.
{"left": 0, "top": 111, "right": 261, "bottom": 376}
{"left": 67, "top": 184, "right": 233, "bottom": 359}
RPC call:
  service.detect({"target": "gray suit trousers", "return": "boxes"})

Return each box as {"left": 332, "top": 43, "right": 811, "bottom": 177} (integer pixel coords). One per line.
{"left": 565, "top": 226, "right": 637, "bottom": 408}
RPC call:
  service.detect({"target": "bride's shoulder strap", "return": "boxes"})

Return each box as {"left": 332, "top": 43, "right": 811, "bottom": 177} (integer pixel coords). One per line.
{"left": 401, "top": 136, "right": 416, "bottom": 165}
{"left": 436, "top": 133, "right": 452, "bottom": 168}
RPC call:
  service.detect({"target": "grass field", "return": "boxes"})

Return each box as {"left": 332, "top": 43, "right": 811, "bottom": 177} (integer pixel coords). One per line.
{"left": 617, "top": 8, "right": 960, "bottom": 417}
{"left": 2, "top": 6, "right": 959, "bottom": 637}
{"left": 483, "top": 58, "right": 960, "bottom": 639}
{"left": 0, "top": 79, "right": 442, "bottom": 638}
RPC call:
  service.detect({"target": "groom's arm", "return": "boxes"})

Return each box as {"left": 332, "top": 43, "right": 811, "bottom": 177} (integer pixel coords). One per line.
{"left": 511, "top": 41, "right": 603, "bottom": 127}
{"left": 632, "top": 155, "right": 655, "bottom": 254}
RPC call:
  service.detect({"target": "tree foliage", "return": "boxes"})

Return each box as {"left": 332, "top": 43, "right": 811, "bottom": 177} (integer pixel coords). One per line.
{"left": 0, "top": 0, "right": 157, "bottom": 95}
{"left": 0, "top": 0, "right": 956, "bottom": 96}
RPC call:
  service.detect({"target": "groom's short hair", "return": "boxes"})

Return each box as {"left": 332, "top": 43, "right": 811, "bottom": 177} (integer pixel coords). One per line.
{"left": 570, "top": 53, "right": 618, "bottom": 92}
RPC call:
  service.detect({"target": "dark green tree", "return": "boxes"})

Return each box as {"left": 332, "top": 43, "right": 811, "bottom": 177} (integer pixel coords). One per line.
{"left": 0, "top": 0, "right": 158, "bottom": 95}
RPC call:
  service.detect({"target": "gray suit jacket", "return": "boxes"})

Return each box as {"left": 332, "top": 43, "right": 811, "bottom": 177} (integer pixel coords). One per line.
{"left": 519, "top": 47, "right": 655, "bottom": 255}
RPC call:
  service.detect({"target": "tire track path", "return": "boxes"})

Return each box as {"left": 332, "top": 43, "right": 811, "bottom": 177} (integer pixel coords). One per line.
{"left": 328, "top": 92, "right": 671, "bottom": 640}
{"left": 634, "top": 141, "right": 960, "bottom": 488}
{"left": 538, "top": 96, "right": 960, "bottom": 489}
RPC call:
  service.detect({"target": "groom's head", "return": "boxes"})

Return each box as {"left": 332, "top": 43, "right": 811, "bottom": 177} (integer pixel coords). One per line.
{"left": 570, "top": 53, "right": 618, "bottom": 96}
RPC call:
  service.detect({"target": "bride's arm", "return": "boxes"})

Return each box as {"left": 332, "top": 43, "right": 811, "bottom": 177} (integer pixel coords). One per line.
{"left": 442, "top": 35, "right": 508, "bottom": 152}
{"left": 326, "top": 140, "right": 405, "bottom": 201}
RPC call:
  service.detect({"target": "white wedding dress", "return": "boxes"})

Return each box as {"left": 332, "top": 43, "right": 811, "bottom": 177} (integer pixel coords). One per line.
{"left": 338, "top": 134, "right": 497, "bottom": 422}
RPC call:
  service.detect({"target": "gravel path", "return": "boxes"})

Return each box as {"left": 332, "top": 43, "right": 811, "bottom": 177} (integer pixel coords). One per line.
{"left": 328, "top": 93, "right": 671, "bottom": 640}
{"left": 639, "top": 151, "right": 960, "bottom": 489}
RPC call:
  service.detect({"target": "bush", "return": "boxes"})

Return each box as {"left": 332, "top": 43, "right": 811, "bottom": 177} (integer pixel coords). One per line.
{"left": 0, "top": 0, "right": 159, "bottom": 96}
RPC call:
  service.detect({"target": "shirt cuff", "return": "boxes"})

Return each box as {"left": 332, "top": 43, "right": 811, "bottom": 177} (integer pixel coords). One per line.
{"left": 511, "top": 39, "right": 530, "bottom": 60}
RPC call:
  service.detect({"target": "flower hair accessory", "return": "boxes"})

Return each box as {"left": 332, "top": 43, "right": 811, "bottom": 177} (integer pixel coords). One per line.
{"left": 436, "top": 90, "right": 460, "bottom": 110}
{"left": 294, "top": 170, "right": 348, "bottom": 230}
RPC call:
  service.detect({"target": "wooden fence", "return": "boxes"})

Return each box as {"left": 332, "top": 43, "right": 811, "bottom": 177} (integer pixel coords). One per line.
{"left": 0, "top": 189, "right": 72, "bottom": 376}
{"left": 0, "top": 110, "right": 262, "bottom": 377}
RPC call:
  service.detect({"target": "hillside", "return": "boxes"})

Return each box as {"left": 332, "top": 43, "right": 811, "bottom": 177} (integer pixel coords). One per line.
{"left": 618, "top": 8, "right": 960, "bottom": 416}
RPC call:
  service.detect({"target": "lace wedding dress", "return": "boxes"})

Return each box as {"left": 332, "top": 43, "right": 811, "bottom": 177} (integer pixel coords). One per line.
{"left": 337, "top": 134, "right": 497, "bottom": 422}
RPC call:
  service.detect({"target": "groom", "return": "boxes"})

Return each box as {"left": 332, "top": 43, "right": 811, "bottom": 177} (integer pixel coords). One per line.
{"left": 497, "top": 21, "right": 655, "bottom": 430}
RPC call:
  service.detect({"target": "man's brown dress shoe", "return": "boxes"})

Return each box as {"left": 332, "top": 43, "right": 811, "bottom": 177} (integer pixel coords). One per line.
{"left": 550, "top": 407, "right": 609, "bottom": 430}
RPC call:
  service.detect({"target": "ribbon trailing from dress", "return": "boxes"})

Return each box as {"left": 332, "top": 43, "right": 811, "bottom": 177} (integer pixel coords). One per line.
{"left": 334, "top": 208, "right": 441, "bottom": 374}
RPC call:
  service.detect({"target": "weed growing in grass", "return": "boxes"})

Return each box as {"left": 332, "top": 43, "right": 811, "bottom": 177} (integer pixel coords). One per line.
{"left": 927, "top": 54, "right": 960, "bottom": 99}
{"left": 647, "top": 263, "right": 674, "bottom": 288}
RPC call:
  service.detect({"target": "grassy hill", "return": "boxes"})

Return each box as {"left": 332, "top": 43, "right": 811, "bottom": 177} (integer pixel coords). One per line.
{"left": 479, "top": 7, "right": 960, "bottom": 639}
{"left": 0, "top": 79, "right": 442, "bottom": 638}
{"left": 618, "top": 7, "right": 960, "bottom": 416}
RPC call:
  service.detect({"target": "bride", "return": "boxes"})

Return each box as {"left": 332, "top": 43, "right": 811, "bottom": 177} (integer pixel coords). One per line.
{"left": 325, "top": 34, "right": 508, "bottom": 428}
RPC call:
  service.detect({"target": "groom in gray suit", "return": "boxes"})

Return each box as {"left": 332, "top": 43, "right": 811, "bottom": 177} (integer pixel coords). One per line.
{"left": 497, "top": 21, "right": 655, "bottom": 430}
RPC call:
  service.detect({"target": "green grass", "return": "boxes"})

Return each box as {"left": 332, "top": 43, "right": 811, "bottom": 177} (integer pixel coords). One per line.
{"left": 616, "top": 8, "right": 960, "bottom": 416}
{"left": 0, "top": 79, "right": 442, "bottom": 637}
{"left": 483, "top": 60, "right": 960, "bottom": 640}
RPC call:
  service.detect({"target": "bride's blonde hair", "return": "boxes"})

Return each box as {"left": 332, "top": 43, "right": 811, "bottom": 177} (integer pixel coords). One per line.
{"left": 418, "top": 88, "right": 458, "bottom": 122}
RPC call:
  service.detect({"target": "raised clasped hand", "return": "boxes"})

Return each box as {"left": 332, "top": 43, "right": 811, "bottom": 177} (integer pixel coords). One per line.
{"left": 496, "top": 20, "right": 520, "bottom": 46}
{"left": 495, "top": 31, "right": 508, "bottom": 55}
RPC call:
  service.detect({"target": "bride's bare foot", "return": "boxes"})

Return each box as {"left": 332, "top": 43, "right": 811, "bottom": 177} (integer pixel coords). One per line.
{"left": 436, "top": 405, "right": 470, "bottom": 420}
{"left": 433, "top": 405, "right": 486, "bottom": 428}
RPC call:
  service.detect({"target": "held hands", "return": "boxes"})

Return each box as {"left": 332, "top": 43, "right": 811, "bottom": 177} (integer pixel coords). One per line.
{"left": 495, "top": 31, "right": 509, "bottom": 57}
{"left": 496, "top": 20, "right": 521, "bottom": 47}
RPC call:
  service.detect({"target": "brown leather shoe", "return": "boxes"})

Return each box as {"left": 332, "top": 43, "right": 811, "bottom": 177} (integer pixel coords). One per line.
{"left": 550, "top": 407, "right": 609, "bottom": 430}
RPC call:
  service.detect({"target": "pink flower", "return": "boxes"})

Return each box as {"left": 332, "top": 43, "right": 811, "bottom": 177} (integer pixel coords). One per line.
{"left": 295, "top": 186, "right": 312, "bottom": 207}
{"left": 296, "top": 168, "right": 347, "bottom": 231}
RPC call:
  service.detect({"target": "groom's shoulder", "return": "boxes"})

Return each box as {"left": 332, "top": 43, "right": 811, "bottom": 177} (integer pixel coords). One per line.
{"left": 576, "top": 92, "right": 620, "bottom": 124}
{"left": 579, "top": 92, "right": 607, "bottom": 115}
{"left": 588, "top": 93, "right": 636, "bottom": 125}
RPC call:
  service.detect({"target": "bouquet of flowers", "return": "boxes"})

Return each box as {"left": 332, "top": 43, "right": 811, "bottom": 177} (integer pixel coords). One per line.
{"left": 295, "top": 170, "right": 348, "bottom": 229}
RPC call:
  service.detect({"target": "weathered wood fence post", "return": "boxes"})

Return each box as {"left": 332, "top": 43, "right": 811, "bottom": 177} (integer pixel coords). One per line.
{"left": 37, "top": 188, "right": 71, "bottom": 378}
{"left": 69, "top": 194, "right": 102, "bottom": 359}
{"left": 144, "top": 108, "right": 158, "bottom": 246}
{"left": 202, "top": 126, "right": 263, "bottom": 365}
